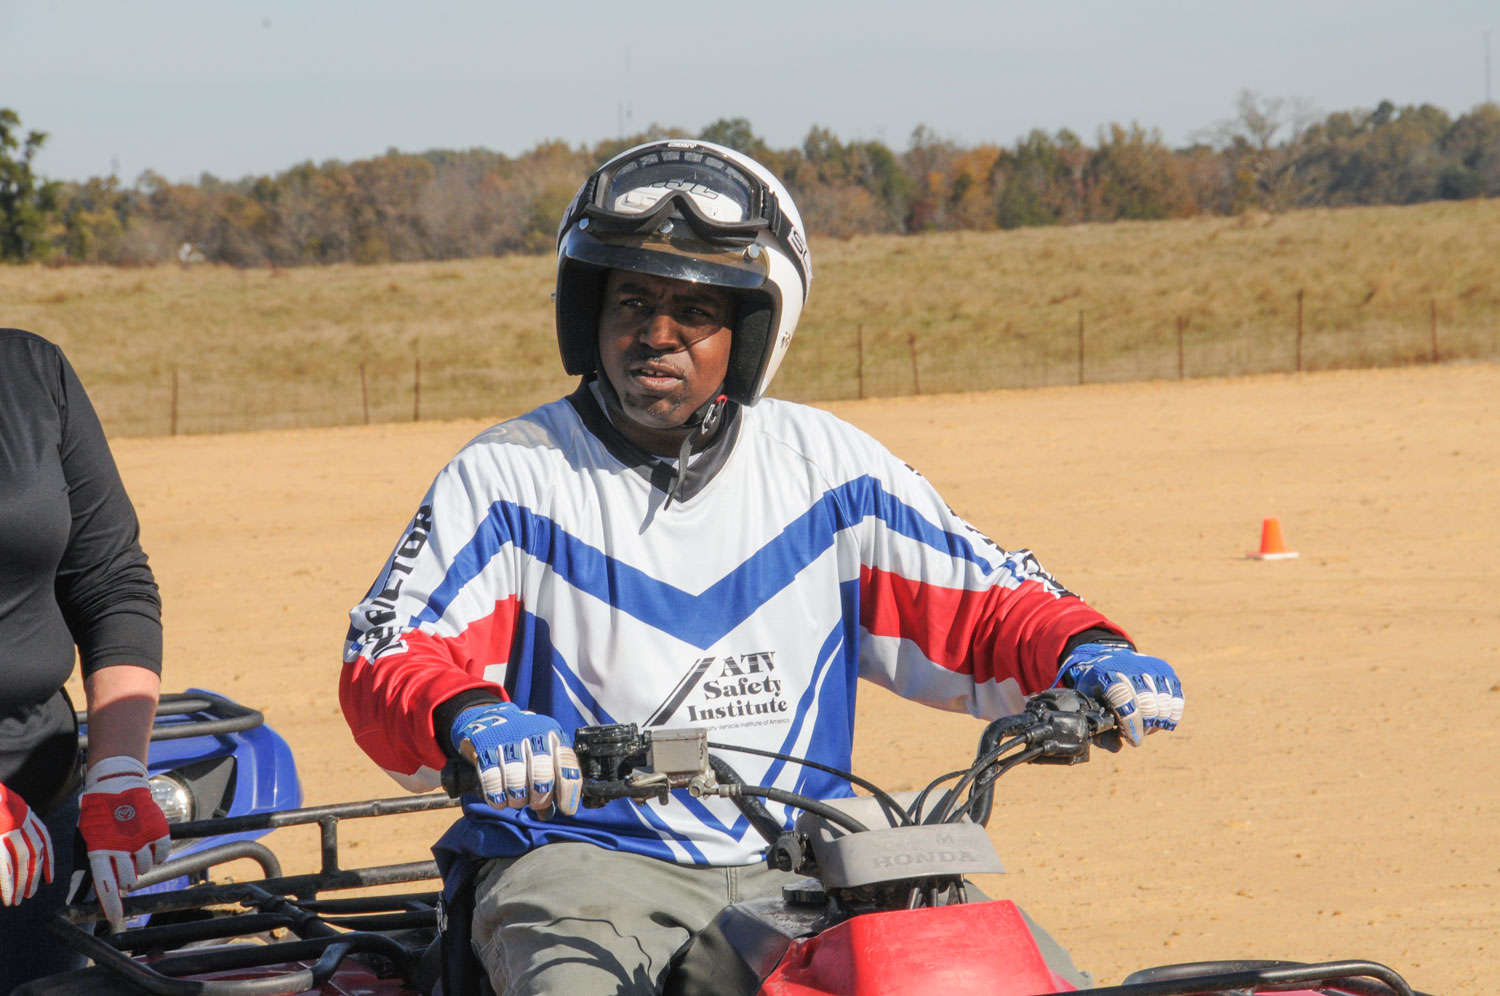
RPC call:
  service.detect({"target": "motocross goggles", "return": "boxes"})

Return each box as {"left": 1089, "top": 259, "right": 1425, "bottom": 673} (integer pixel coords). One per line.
{"left": 563, "top": 143, "right": 808, "bottom": 286}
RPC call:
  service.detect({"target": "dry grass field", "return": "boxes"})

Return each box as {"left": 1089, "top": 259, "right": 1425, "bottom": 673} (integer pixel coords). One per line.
{"left": 65, "top": 362, "right": 1498, "bottom": 996}
{"left": 3, "top": 197, "right": 1499, "bottom": 435}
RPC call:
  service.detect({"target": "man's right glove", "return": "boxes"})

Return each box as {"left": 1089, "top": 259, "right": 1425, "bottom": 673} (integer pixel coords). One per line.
{"left": 450, "top": 703, "right": 582, "bottom": 817}
{"left": 1057, "top": 641, "right": 1185, "bottom": 747}
{"left": 1, "top": 782, "right": 53, "bottom": 907}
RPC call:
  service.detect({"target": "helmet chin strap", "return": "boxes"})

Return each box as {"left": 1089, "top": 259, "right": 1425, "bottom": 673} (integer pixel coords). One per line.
{"left": 593, "top": 370, "right": 730, "bottom": 504}
{"left": 679, "top": 388, "right": 729, "bottom": 440}
{"left": 664, "top": 391, "right": 728, "bottom": 503}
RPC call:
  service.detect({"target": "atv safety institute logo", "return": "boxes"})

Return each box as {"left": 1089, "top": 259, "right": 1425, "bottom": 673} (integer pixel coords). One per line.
{"left": 644, "top": 651, "right": 788, "bottom": 730}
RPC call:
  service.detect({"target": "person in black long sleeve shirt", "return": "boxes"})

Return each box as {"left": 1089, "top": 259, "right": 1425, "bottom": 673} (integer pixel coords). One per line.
{"left": 1, "top": 329, "right": 172, "bottom": 988}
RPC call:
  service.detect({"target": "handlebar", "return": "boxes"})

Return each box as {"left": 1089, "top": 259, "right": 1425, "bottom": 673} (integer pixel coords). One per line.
{"left": 962, "top": 687, "right": 1119, "bottom": 824}
{"left": 439, "top": 734, "right": 868, "bottom": 836}
{"left": 440, "top": 689, "right": 1118, "bottom": 838}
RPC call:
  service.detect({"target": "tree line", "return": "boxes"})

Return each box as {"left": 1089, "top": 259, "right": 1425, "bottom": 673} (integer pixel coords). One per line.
{"left": 3, "top": 93, "right": 1498, "bottom": 267}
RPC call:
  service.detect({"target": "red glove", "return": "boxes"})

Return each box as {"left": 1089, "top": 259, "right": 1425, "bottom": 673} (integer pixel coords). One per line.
{"left": 78, "top": 756, "right": 171, "bottom": 925}
{"left": 1, "top": 782, "right": 54, "bottom": 906}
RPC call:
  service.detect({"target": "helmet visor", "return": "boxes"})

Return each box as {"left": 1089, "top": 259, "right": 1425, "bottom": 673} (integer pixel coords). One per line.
{"left": 562, "top": 223, "right": 772, "bottom": 290}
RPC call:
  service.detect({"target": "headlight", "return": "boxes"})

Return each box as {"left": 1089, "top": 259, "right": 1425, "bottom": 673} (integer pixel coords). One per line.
{"left": 148, "top": 773, "right": 195, "bottom": 823}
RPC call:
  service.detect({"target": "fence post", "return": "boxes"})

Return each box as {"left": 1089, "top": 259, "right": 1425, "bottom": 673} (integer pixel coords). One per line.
{"left": 360, "top": 362, "right": 371, "bottom": 425}
{"left": 908, "top": 332, "right": 920, "bottom": 395}
{"left": 856, "top": 325, "right": 865, "bottom": 400}
{"left": 1430, "top": 297, "right": 1438, "bottom": 363}
{"left": 1077, "top": 310, "right": 1084, "bottom": 385}
{"left": 1177, "top": 316, "right": 1185, "bottom": 380}
{"left": 170, "top": 368, "right": 179, "bottom": 437}
{"left": 1296, "top": 289, "right": 1305, "bottom": 372}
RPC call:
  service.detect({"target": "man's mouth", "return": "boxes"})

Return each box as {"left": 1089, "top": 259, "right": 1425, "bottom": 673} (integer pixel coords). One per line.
{"left": 626, "top": 360, "right": 683, "bottom": 392}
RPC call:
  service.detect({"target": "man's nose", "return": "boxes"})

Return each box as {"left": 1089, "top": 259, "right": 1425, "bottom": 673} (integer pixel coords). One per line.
{"left": 639, "top": 311, "right": 688, "bottom": 349}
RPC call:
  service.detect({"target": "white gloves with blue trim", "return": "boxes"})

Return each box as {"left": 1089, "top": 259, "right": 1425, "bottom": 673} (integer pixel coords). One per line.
{"left": 1059, "top": 641, "right": 1184, "bottom": 746}
{"left": 450, "top": 703, "right": 582, "bottom": 817}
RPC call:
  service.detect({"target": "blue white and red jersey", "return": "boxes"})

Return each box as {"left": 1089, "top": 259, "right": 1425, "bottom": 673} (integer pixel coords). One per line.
{"left": 340, "top": 384, "right": 1124, "bottom": 867}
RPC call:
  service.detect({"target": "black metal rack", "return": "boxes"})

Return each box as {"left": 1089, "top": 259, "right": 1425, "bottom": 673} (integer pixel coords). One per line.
{"left": 77, "top": 690, "right": 267, "bottom": 751}
{"left": 35, "top": 791, "right": 462, "bottom": 996}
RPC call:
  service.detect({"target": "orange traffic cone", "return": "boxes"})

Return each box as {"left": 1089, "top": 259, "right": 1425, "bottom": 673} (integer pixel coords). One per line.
{"left": 1247, "top": 516, "right": 1298, "bottom": 560}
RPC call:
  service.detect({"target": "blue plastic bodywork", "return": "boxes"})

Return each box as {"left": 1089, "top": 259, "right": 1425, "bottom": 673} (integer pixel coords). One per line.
{"left": 144, "top": 694, "right": 300, "bottom": 838}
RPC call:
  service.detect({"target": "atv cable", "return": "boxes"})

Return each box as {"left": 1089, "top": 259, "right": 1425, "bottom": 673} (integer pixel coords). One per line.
{"left": 922, "top": 733, "right": 1037, "bottom": 824}
{"left": 938, "top": 746, "right": 1045, "bottom": 824}
{"left": 706, "top": 754, "right": 787, "bottom": 845}
{"left": 906, "top": 767, "right": 969, "bottom": 824}
{"left": 708, "top": 739, "right": 909, "bottom": 826}
{"left": 708, "top": 783, "right": 870, "bottom": 836}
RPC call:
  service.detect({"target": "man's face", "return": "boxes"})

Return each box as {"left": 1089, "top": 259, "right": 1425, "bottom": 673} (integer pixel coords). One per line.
{"left": 597, "top": 269, "right": 734, "bottom": 453}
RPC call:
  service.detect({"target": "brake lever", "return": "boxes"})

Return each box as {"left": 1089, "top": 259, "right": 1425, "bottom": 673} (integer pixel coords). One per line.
{"left": 1078, "top": 692, "right": 1124, "bottom": 754}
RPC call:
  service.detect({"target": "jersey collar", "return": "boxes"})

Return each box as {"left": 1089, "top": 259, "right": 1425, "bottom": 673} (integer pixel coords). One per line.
{"left": 566, "top": 378, "right": 743, "bottom": 503}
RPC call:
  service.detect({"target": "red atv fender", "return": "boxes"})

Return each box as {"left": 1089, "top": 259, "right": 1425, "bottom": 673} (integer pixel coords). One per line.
{"left": 761, "top": 899, "right": 1075, "bottom": 996}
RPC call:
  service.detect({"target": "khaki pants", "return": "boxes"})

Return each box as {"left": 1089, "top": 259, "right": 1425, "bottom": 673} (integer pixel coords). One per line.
{"left": 470, "top": 842, "right": 1090, "bottom": 995}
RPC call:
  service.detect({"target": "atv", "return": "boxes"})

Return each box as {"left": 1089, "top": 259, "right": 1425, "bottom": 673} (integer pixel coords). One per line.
{"left": 23, "top": 689, "right": 1437, "bottom": 996}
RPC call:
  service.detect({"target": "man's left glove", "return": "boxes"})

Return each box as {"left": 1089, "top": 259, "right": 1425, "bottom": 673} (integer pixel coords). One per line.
{"left": 1058, "top": 641, "right": 1184, "bottom": 747}
{"left": 77, "top": 756, "right": 172, "bottom": 926}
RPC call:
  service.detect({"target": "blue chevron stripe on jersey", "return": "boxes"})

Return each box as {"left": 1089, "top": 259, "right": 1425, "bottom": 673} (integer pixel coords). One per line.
{"left": 410, "top": 476, "right": 997, "bottom": 649}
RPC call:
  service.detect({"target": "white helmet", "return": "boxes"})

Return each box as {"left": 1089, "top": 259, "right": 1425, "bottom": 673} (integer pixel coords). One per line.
{"left": 554, "top": 140, "right": 813, "bottom": 405}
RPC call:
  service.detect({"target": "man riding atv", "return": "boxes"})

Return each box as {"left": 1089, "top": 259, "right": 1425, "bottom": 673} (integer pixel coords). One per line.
{"left": 338, "top": 140, "right": 1185, "bottom": 995}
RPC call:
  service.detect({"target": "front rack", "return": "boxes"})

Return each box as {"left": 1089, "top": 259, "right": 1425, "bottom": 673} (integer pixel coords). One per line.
{"left": 38, "top": 791, "right": 462, "bottom": 996}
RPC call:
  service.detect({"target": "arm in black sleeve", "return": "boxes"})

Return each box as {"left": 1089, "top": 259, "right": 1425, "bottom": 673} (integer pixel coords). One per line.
{"left": 51, "top": 350, "right": 163, "bottom": 678}
{"left": 1059, "top": 627, "right": 1133, "bottom": 664}
{"left": 432, "top": 689, "right": 506, "bottom": 760}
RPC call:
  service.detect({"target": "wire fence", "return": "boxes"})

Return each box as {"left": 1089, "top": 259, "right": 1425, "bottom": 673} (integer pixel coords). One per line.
{"left": 784, "top": 293, "right": 1495, "bottom": 403}
{"left": 92, "top": 295, "right": 1498, "bottom": 439}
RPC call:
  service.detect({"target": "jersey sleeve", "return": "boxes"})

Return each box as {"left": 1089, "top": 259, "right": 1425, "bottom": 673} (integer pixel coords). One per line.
{"left": 846, "top": 435, "right": 1128, "bottom": 719}
{"left": 339, "top": 449, "right": 521, "bottom": 792}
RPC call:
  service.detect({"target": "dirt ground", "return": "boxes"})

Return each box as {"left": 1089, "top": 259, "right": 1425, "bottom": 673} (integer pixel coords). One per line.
{"left": 95, "top": 362, "right": 1498, "bottom": 995}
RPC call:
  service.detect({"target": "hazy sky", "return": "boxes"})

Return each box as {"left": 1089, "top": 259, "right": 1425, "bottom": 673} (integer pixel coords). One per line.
{"left": 3, "top": 0, "right": 1495, "bottom": 184}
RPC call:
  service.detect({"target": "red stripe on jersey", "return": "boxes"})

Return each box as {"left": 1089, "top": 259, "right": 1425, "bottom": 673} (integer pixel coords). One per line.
{"left": 858, "top": 567, "right": 1127, "bottom": 693}
{"left": 339, "top": 597, "right": 520, "bottom": 780}
{"left": 438, "top": 595, "right": 521, "bottom": 683}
